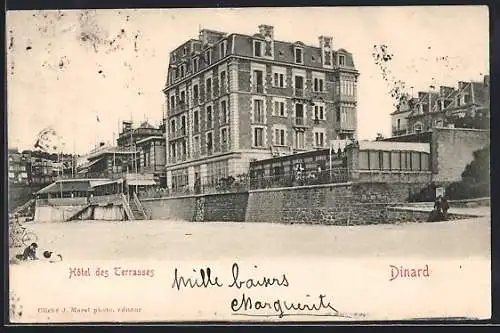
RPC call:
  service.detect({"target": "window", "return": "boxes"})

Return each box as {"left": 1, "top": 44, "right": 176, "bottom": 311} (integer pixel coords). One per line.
{"left": 294, "top": 75, "right": 304, "bottom": 96}
{"left": 456, "top": 95, "right": 461, "bottom": 107}
{"left": 192, "top": 57, "right": 199, "bottom": 73}
{"left": 180, "top": 65, "right": 185, "bottom": 77}
{"left": 336, "top": 108, "right": 340, "bottom": 122}
{"left": 181, "top": 115, "right": 187, "bottom": 135}
{"left": 206, "top": 105, "right": 213, "bottom": 128}
{"left": 397, "top": 119, "right": 401, "bottom": 130}
{"left": 274, "top": 101, "right": 286, "bottom": 117}
{"left": 314, "top": 78, "right": 324, "bottom": 92}
{"left": 220, "top": 100, "right": 228, "bottom": 124}
{"left": 314, "top": 105, "right": 325, "bottom": 120}
{"left": 295, "top": 103, "right": 304, "bottom": 125}
{"left": 464, "top": 94, "right": 471, "bottom": 104}
{"left": 254, "top": 99, "right": 264, "bottom": 123}
{"left": 273, "top": 72, "right": 285, "bottom": 88}
{"left": 414, "top": 123, "right": 422, "bottom": 133}
{"left": 193, "top": 135, "right": 201, "bottom": 155}
{"left": 253, "top": 127, "right": 264, "bottom": 147}
{"left": 206, "top": 132, "right": 213, "bottom": 154}
{"left": 338, "top": 55, "right": 345, "bottom": 66}
{"left": 219, "top": 41, "right": 227, "bottom": 58}
{"left": 206, "top": 77, "right": 212, "bottom": 98}
{"left": 314, "top": 131, "right": 325, "bottom": 147}
{"left": 193, "top": 110, "right": 199, "bottom": 132}
{"left": 206, "top": 49, "right": 212, "bottom": 65}
{"left": 170, "top": 119, "right": 176, "bottom": 134}
{"left": 254, "top": 40, "right": 262, "bottom": 57}
{"left": 294, "top": 47, "right": 303, "bottom": 64}
{"left": 220, "top": 71, "right": 227, "bottom": 93}
{"left": 170, "top": 95, "right": 175, "bottom": 109}
{"left": 183, "top": 47, "right": 187, "bottom": 56}
{"left": 275, "top": 128, "right": 286, "bottom": 146}
{"left": 193, "top": 84, "right": 199, "bottom": 102}
{"left": 220, "top": 127, "right": 228, "bottom": 150}
{"left": 295, "top": 131, "right": 305, "bottom": 149}
{"left": 253, "top": 70, "right": 264, "bottom": 93}
{"left": 180, "top": 90, "right": 186, "bottom": 104}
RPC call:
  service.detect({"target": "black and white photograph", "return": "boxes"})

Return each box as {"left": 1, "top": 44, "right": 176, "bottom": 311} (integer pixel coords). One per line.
{"left": 6, "top": 6, "right": 490, "bottom": 323}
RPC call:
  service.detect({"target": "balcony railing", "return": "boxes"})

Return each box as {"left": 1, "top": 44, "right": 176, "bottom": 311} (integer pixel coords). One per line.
{"left": 294, "top": 88, "right": 304, "bottom": 97}
{"left": 295, "top": 117, "right": 305, "bottom": 126}
{"left": 171, "top": 102, "right": 188, "bottom": 115}
{"left": 254, "top": 84, "right": 264, "bottom": 94}
{"left": 220, "top": 84, "right": 228, "bottom": 94}
{"left": 220, "top": 143, "right": 229, "bottom": 152}
{"left": 169, "top": 128, "right": 187, "bottom": 140}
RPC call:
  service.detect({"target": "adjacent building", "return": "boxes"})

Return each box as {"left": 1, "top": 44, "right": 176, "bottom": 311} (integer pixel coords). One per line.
{"left": 163, "top": 24, "right": 359, "bottom": 193}
{"left": 391, "top": 75, "right": 490, "bottom": 136}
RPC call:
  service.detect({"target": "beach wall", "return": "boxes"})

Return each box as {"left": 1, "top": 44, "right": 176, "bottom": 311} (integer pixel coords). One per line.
{"left": 93, "top": 206, "right": 124, "bottom": 221}
{"left": 34, "top": 205, "right": 88, "bottom": 222}
{"left": 141, "top": 195, "right": 197, "bottom": 221}
{"left": 245, "top": 181, "right": 427, "bottom": 225}
{"left": 140, "top": 181, "right": 427, "bottom": 225}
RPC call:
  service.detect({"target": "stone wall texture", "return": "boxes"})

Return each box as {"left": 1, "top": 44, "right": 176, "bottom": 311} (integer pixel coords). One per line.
{"left": 141, "top": 196, "right": 197, "bottom": 221}
{"left": 245, "top": 181, "right": 429, "bottom": 225}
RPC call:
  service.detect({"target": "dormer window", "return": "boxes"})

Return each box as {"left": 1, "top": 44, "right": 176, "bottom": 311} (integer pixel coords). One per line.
{"left": 206, "top": 49, "right": 212, "bottom": 65}
{"left": 219, "top": 40, "right": 227, "bottom": 58}
{"left": 192, "top": 57, "right": 199, "bottom": 73}
{"left": 183, "top": 47, "right": 187, "bottom": 56}
{"left": 254, "top": 40, "right": 263, "bottom": 57}
{"left": 338, "top": 55, "right": 345, "bottom": 66}
{"left": 294, "top": 47, "right": 303, "bottom": 64}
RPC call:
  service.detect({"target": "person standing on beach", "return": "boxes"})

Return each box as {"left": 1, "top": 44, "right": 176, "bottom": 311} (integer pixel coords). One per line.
{"left": 441, "top": 196, "right": 450, "bottom": 220}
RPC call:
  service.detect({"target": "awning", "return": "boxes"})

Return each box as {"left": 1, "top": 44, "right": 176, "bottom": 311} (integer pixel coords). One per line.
{"left": 127, "top": 179, "right": 156, "bottom": 186}
{"left": 90, "top": 179, "right": 123, "bottom": 188}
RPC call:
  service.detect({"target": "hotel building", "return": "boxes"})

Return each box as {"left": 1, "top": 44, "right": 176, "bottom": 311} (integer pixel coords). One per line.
{"left": 163, "top": 25, "right": 359, "bottom": 192}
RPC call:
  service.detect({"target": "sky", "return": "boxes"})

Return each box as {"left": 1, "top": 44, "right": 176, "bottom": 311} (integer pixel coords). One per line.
{"left": 6, "top": 6, "right": 489, "bottom": 154}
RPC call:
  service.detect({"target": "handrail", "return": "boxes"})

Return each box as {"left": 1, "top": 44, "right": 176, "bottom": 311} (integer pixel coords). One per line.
{"left": 121, "top": 193, "right": 135, "bottom": 221}
{"left": 133, "top": 192, "right": 149, "bottom": 219}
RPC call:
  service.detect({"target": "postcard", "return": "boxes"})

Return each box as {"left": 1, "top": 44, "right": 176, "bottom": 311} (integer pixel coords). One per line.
{"left": 6, "top": 6, "right": 491, "bottom": 323}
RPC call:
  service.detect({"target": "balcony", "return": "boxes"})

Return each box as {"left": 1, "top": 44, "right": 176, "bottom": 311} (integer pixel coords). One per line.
{"left": 253, "top": 84, "right": 264, "bottom": 94}
{"left": 293, "top": 117, "right": 308, "bottom": 128}
{"left": 294, "top": 88, "right": 304, "bottom": 97}
{"left": 220, "top": 84, "right": 228, "bottom": 95}
{"left": 220, "top": 142, "right": 229, "bottom": 153}
{"left": 169, "top": 128, "right": 187, "bottom": 140}
{"left": 169, "top": 154, "right": 187, "bottom": 164}
{"left": 171, "top": 102, "right": 188, "bottom": 115}
{"left": 337, "top": 94, "right": 356, "bottom": 103}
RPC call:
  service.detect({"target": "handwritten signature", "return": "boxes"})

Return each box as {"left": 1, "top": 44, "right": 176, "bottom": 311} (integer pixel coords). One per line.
{"left": 171, "top": 262, "right": 360, "bottom": 319}
{"left": 171, "top": 262, "right": 289, "bottom": 291}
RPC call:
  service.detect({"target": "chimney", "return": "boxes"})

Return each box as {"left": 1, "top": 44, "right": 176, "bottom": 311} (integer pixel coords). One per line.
{"left": 258, "top": 24, "right": 274, "bottom": 38}
{"left": 484, "top": 75, "right": 490, "bottom": 87}
{"left": 99, "top": 142, "right": 105, "bottom": 147}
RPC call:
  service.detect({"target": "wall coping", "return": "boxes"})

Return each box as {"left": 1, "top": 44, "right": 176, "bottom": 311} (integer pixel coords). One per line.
{"left": 248, "top": 182, "right": 353, "bottom": 194}
{"left": 433, "top": 127, "right": 490, "bottom": 133}
{"left": 357, "top": 170, "right": 432, "bottom": 175}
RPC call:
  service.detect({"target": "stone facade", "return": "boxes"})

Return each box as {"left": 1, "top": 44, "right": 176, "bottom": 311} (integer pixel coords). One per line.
{"left": 163, "top": 25, "right": 359, "bottom": 192}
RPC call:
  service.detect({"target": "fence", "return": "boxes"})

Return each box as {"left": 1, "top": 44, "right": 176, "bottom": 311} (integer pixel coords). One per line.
{"left": 137, "top": 168, "right": 350, "bottom": 199}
